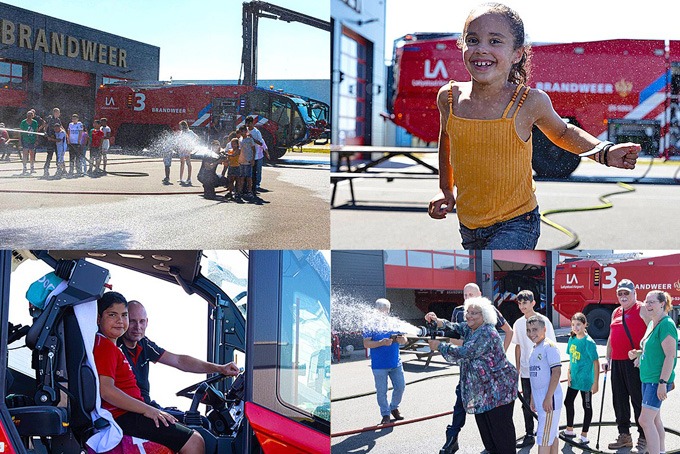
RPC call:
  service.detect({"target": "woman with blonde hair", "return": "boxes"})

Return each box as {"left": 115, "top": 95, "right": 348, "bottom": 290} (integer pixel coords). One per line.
{"left": 628, "top": 291, "right": 677, "bottom": 454}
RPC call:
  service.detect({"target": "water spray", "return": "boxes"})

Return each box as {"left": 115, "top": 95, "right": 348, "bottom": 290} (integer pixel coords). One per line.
{"left": 0, "top": 127, "right": 45, "bottom": 136}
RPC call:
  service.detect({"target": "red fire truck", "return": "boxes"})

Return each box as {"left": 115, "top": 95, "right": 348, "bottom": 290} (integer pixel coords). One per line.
{"left": 389, "top": 34, "right": 680, "bottom": 177}
{"left": 553, "top": 253, "right": 680, "bottom": 339}
{"left": 94, "top": 82, "right": 328, "bottom": 160}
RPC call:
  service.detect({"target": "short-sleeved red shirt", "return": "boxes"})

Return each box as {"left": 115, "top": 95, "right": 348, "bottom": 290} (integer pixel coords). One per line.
{"left": 93, "top": 333, "right": 144, "bottom": 418}
{"left": 609, "top": 302, "right": 647, "bottom": 360}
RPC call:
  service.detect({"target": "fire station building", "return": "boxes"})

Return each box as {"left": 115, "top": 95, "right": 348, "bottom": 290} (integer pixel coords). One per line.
{"left": 0, "top": 3, "right": 159, "bottom": 126}
{"left": 331, "top": 250, "right": 560, "bottom": 328}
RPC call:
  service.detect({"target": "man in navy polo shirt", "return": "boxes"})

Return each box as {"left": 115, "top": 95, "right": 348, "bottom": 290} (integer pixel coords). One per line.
{"left": 362, "top": 298, "right": 408, "bottom": 425}
{"left": 117, "top": 300, "right": 240, "bottom": 408}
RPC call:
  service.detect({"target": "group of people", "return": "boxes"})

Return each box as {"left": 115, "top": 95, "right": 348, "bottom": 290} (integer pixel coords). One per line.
{"left": 365, "top": 279, "right": 677, "bottom": 454}
{"left": 94, "top": 291, "right": 240, "bottom": 453}
{"left": 2, "top": 107, "right": 111, "bottom": 178}
{"left": 165, "top": 116, "right": 269, "bottom": 201}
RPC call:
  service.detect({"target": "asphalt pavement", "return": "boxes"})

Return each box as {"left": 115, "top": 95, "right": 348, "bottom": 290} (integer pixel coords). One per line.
{"left": 331, "top": 328, "right": 680, "bottom": 454}
{"left": 330, "top": 155, "right": 680, "bottom": 250}
{"left": 0, "top": 150, "right": 330, "bottom": 249}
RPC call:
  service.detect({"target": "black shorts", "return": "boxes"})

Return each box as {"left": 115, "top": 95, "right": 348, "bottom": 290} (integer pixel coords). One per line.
{"left": 115, "top": 411, "right": 194, "bottom": 452}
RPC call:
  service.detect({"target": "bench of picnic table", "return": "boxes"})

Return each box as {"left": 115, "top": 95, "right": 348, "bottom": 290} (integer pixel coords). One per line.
{"left": 330, "top": 172, "right": 438, "bottom": 207}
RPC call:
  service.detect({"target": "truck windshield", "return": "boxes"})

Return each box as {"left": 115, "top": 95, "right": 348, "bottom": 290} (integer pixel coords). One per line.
{"left": 290, "top": 97, "right": 321, "bottom": 123}
{"left": 278, "top": 250, "right": 331, "bottom": 423}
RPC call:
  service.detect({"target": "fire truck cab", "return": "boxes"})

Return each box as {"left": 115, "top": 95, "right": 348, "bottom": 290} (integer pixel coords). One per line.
{"left": 0, "top": 249, "right": 330, "bottom": 454}
{"left": 95, "top": 82, "right": 328, "bottom": 160}
{"left": 554, "top": 254, "right": 680, "bottom": 339}
{"left": 389, "top": 35, "right": 680, "bottom": 178}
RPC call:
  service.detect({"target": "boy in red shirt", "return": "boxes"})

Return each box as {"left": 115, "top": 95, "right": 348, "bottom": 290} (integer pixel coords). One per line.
{"left": 89, "top": 120, "right": 105, "bottom": 175}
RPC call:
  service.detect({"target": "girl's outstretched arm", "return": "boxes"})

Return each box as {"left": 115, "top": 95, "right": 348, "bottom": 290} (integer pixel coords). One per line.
{"left": 532, "top": 89, "right": 640, "bottom": 169}
{"left": 429, "top": 85, "right": 456, "bottom": 219}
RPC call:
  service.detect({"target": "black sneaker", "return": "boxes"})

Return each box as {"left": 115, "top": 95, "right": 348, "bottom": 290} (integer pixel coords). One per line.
{"left": 516, "top": 435, "right": 535, "bottom": 448}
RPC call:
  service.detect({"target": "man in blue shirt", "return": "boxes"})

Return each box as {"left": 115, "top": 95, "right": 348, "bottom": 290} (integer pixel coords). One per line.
{"left": 363, "top": 298, "right": 408, "bottom": 425}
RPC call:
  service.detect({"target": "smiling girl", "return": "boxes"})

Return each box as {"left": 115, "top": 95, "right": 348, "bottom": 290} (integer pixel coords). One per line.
{"left": 428, "top": 2, "right": 641, "bottom": 249}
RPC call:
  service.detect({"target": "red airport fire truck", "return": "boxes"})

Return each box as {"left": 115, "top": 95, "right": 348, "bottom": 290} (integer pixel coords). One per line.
{"left": 553, "top": 253, "right": 680, "bottom": 339}
{"left": 94, "top": 82, "right": 329, "bottom": 159}
{"left": 389, "top": 35, "right": 680, "bottom": 177}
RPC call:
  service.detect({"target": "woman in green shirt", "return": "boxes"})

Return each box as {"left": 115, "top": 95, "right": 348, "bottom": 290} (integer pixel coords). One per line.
{"left": 628, "top": 290, "right": 677, "bottom": 454}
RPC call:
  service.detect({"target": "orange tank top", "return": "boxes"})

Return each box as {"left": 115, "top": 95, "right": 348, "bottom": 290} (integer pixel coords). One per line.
{"left": 447, "top": 82, "right": 537, "bottom": 229}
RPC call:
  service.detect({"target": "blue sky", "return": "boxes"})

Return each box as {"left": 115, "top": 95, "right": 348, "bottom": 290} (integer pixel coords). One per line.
{"left": 385, "top": 0, "right": 680, "bottom": 62}
{"left": 3, "top": 0, "right": 330, "bottom": 80}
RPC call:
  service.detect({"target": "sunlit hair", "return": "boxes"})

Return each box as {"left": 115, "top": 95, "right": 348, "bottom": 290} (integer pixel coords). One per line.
{"left": 457, "top": 2, "right": 532, "bottom": 85}
{"left": 179, "top": 120, "right": 189, "bottom": 130}
{"left": 464, "top": 296, "right": 497, "bottom": 326}
{"left": 375, "top": 298, "right": 391, "bottom": 312}
{"left": 646, "top": 290, "right": 673, "bottom": 313}
{"left": 526, "top": 314, "right": 545, "bottom": 329}
{"left": 569, "top": 312, "right": 588, "bottom": 338}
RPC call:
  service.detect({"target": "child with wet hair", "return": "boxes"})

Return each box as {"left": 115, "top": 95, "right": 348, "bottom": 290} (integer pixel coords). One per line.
{"left": 428, "top": 2, "right": 641, "bottom": 249}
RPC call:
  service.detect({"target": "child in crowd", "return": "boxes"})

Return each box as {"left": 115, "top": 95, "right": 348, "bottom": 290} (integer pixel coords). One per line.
{"left": 53, "top": 123, "right": 68, "bottom": 178}
{"left": 197, "top": 140, "right": 227, "bottom": 199}
{"left": 89, "top": 120, "right": 105, "bottom": 175}
{"left": 237, "top": 125, "right": 255, "bottom": 200}
{"left": 100, "top": 118, "right": 111, "bottom": 174}
{"left": 428, "top": 3, "right": 641, "bottom": 249}
{"left": 0, "top": 123, "right": 10, "bottom": 161}
{"left": 226, "top": 137, "right": 241, "bottom": 200}
{"left": 562, "top": 312, "right": 599, "bottom": 445}
{"left": 78, "top": 126, "right": 90, "bottom": 175}
{"left": 512, "top": 289, "right": 556, "bottom": 449}
{"left": 19, "top": 110, "right": 39, "bottom": 175}
{"left": 527, "top": 316, "right": 563, "bottom": 454}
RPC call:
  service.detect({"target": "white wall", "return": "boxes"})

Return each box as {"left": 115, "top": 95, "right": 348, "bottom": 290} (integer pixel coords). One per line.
{"left": 331, "top": 0, "right": 387, "bottom": 146}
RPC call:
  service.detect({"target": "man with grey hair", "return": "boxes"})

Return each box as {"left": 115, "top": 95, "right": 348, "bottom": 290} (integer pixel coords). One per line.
{"left": 363, "top": 297, "right": 408, "bottom": 425}
{"left": 604, "top": 279, "right": 647, "bottom": 452}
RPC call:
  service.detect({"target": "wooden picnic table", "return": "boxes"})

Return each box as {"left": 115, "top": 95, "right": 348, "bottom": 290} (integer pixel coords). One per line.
{"left": 330, "top": 145, "right": 440, "bottom": 207}
{"left": 331, "top": 145, "right": 439, "bottom": 174}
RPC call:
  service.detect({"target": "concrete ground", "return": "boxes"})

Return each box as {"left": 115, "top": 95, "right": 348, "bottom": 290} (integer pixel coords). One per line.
{"left": 330, "top": 156, "right": 680, "bottom": 250}
{"left": 331, "top": 328, "right": 680, "bottom": 454}
{"left": 0, "top": 149, "right": 329, "bottom": 249}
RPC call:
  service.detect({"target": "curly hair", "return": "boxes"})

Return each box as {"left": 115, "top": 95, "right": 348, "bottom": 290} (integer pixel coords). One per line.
{"left": 457, "top": 2, "right": 532, "bottom": 85}
{"left": 464, "top": 296, "right": 498, "bottom": 326}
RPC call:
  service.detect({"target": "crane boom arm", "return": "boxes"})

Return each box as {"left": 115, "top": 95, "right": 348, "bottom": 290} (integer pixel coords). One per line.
{"left": 240, "top": 1, "right": 330, "bottom": 86}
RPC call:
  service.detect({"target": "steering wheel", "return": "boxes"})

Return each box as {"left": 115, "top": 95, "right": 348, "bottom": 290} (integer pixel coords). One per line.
{"left": 176, "top": 374, "right": 229, "bottom": 399}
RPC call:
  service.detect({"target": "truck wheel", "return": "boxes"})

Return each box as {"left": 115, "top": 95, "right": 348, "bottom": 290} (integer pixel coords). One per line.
{"left": 585, "top": 307, "right": 613, "bottom": 339}
{"left": 262, "top": 130, "right": 285, "bottom": 161}
{"left": 532, "top": 126, "right": 581, "bottom": 178}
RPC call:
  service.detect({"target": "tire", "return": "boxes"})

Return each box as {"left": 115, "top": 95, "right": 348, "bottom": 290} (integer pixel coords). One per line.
{"left": 532, "top": 126, "right": 581, "bottom": 178}
{"left": 262, "top": 130, "right": 285, "bottom": 161}
{"left": 585, "top": 306, "right": 613, "bottom": 339}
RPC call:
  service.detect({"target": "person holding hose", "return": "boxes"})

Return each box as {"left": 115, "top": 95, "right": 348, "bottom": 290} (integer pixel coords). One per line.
{"left": 425, "top": 297, "right": 517, "bottom": 454}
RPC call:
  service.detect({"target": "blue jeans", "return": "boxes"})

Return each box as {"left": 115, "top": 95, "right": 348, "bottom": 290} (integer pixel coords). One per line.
{"left": 460, "top": 206, "right": 540, "bottom": 250}
{"left": 641, "top": 382, "right": 672, "bottom": 411}
{"left": 253, "top": 157, "right": 264, "bottom": 188}
{"left": 372, "top": 364, "right": 405, "bottom": 416}
{"left": 446, "top": 382, "right": 467, "bottom": 439}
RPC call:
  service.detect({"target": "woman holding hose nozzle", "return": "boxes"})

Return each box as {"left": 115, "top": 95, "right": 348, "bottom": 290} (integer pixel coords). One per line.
{"left": 425, "top": 297, "right": 518, "bottom": 454}
{"left": 628, "top": 291, "right": 677, "bottom": 454}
